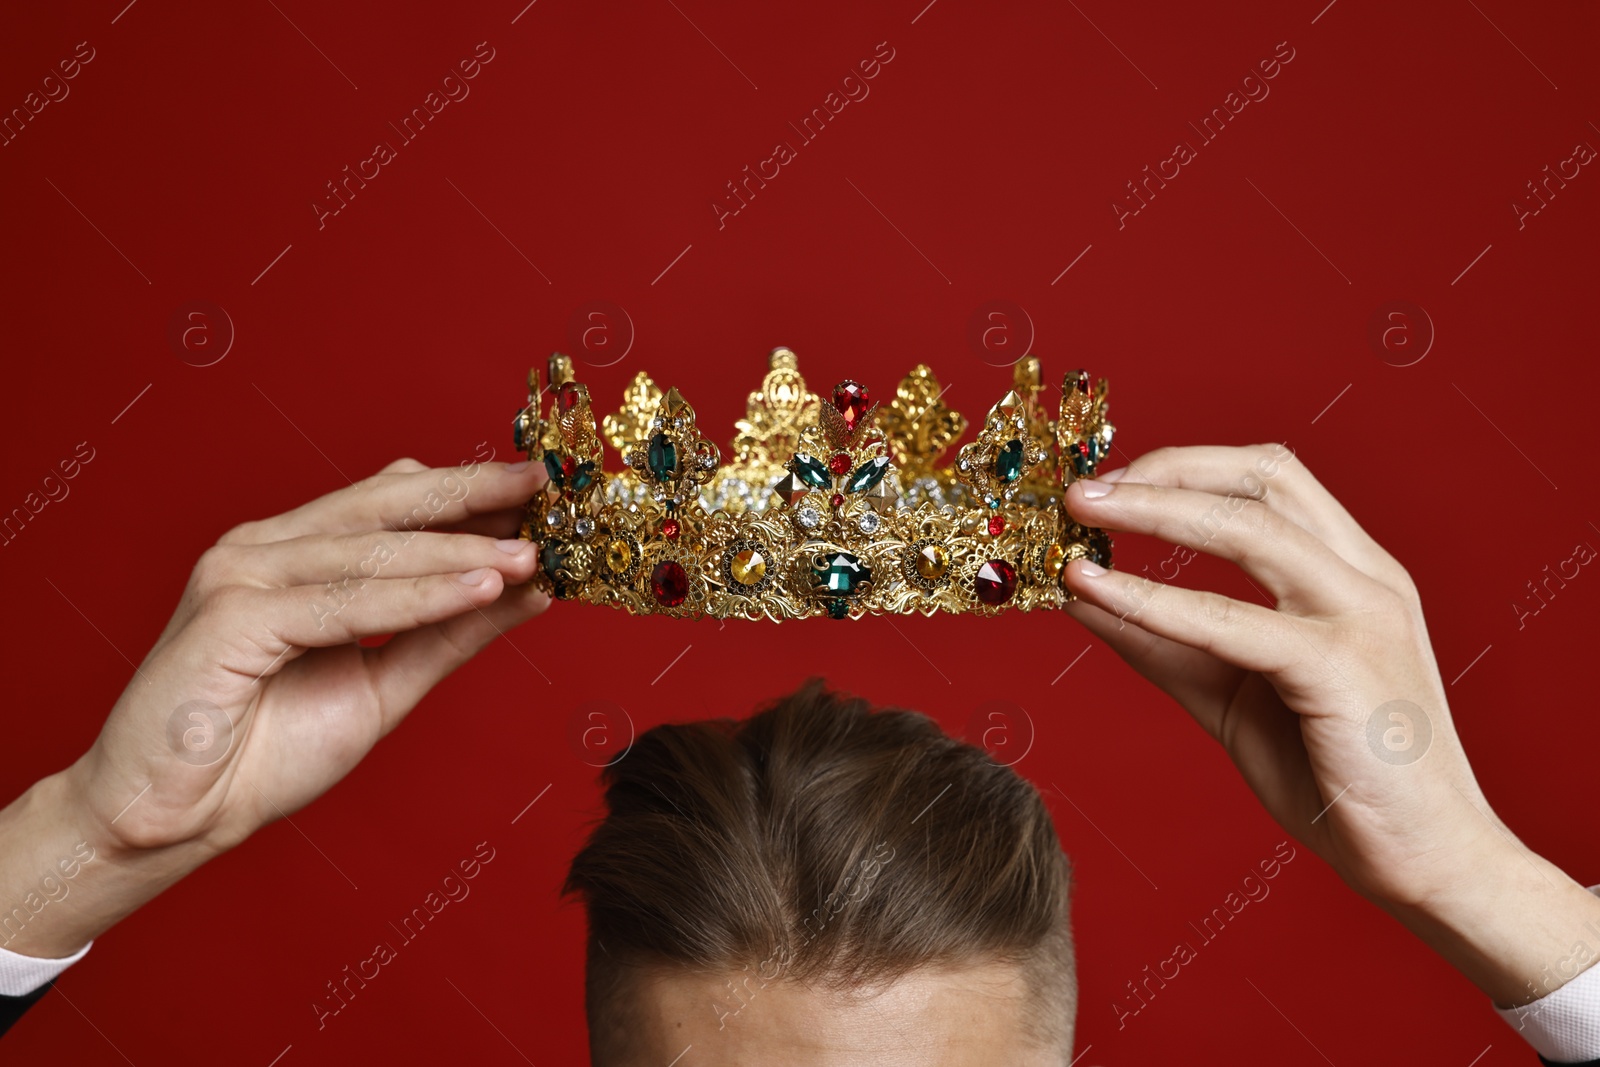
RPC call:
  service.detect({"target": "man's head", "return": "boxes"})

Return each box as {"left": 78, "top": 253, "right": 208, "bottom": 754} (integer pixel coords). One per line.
{"left": 563, "top": 680, "right": 1075, "bottom": 1065}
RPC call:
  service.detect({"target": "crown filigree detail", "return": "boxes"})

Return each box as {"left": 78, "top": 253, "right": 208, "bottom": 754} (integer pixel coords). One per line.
{"left": 513, "top": 348, "right": 1114, "bottom": 620}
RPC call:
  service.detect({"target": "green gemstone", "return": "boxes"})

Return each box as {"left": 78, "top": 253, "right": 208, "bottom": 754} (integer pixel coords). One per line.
{"left": 513, "top": 410, "right": 531, "bottom": 452}
{"left": 793, "top": 453, "right": 831, "bottom": 489}
{"left": 540, "top": 539, "right": 577, "bottom": 599}
{"left": 995, "top": 439, "right": 1024, "bottom": 483}
{"left": 570, "top": 461, "right": 596, "bottom": 491}
{"left": 542, "top": 449, "right": 564, "bottom": 487}
{"left": 846, "top": 456, "right": 889, "bottom": 494}
{"left": 647, "top": 432, "right": 677, "bottom": 482}
{"left": 814, "top": 551, "right": 872, "bottom": 595}
{"left": 827, "top": 598, "right": 849, "bottom": 619}
{"left": 539, "top": 539, "right": 568, "bottom": 577}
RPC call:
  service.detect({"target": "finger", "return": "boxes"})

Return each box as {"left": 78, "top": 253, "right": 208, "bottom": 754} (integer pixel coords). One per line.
{"left": 1064, "top": 478, "right": 1378, "bottom": 612}
{"left": 212, "top": 531, "right": 537, "bottom": 587}
{"left": 1063, "top": 597, "right": 1244, "bottom": 732}
{"left": 225, "top": 459, "right": 545, "bottom": 546}
{"left": 209, "top": 569, "right": 511, "bottom": 650}
{"left": 1070, "top": 595, "right": 1324, "bottom": 833}
{"left": 1101, "top": 445, "right": 1406, "bottom": 589}
{"left": 1062, "top": 559, "right": 1311, "bottom": 680}
{"left": 441, "top": 506, "right": 528, "bottom": 540}
{"left": 365, "top": 579, "right": 552, "bottom": 735}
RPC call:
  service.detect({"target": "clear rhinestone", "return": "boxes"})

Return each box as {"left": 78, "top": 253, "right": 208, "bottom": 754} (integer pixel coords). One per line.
{"left": 545, "top": 511, "right": 563, "bottom": 527}
{"left": 858, "top": 511, "right": 881, "bottom": 534}
{"left": 649, "top": 417, "right": 664, "bottom": 432}
{"left": 797, "top": 505, "right": 821, "bottom": 529}
{"left": 574, "top": 517, "right": 594, "bottom": 537}
{"left": 957, "top": 457, "right": 970, "bottom": 471}
{"left": 698, "top": 453, "right": 716, "bottom": 470}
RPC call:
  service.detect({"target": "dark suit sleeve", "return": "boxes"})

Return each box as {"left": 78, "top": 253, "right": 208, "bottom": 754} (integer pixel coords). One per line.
{"left": 1542, "top": 1058, "right": 1600, "bottom": 1066}
{"left": 0, "top": 981, "right": 52, "bottom": 1037}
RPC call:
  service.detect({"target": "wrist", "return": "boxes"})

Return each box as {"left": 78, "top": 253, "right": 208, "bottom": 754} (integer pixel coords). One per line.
{"left": 69, "top": 733, "right": 249, "bottom": 859}
{"left": 0, "top": 767, "right": 220, "bottom": 960}
{"left": 1331, "top": 779, "right": 1509, "bottom": 910}
{"left": 1372, "top": 832, "right": 1600, "bottom": 1007}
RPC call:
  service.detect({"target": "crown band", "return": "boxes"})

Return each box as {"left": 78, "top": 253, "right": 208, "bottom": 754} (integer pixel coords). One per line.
{"left": 514, "top": 348, "right": 1114, "bottom": 620}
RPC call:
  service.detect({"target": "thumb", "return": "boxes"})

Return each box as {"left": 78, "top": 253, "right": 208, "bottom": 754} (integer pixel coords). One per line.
{"left": 365, "top": 579, "right": 552, "bottom": 735}
{"left": 1064, "top": 595, "right": 1237, "bottom": 730}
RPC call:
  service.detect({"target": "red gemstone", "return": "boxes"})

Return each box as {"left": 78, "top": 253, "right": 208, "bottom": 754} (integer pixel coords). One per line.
{"left": 828, "top": 452, "right": 852, "bottom": 476}
{"left": 987, "top": 515, "right": 1006, "bottom": 537}
{"left": 830, "top": 493, "right": 845, "bottom": 509}
{"left": 650, "top": 560, "right": 689, "bottom": 607}
{"left": 662, "top": 517, "right": 680, "bottom": 539}
{"left": 558, "top": 381, "right": 583, "bottom": 414}
{"left": 833, "top": 381, "right": 870, "bottom": 429}
{"left": 975, "top": 560, "right": 1018, "bottom": 605}
{"left": 561, "top": 456, "right": 577, "bottom": 481}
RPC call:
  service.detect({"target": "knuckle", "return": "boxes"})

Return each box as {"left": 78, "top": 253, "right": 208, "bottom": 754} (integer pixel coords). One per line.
{"left": 1391, "top": 567, "right": 1421, "bottom": 603}
{"left": 379, "top": 457, "right": 427, "bottom": 475}
{"left": 197, "top": 584, "right": 254, "bottom": 624}
{"left": 353, "top": 471, "right": 388, "bottom": 495}
{"left": 1198, "top": 591, "right": 1239, "bottom": 632}
{"left": 1234, "top": 497, "right": 1277, "bottom": 537}
{"left": 217, "top": 521, "right": 261, "bottom": 547}
{"left": 1367, "top": 585, "right": 1406, "bottom": 621}
{"left": 1249, "top": 442, "right": 1298, "bottom": 480}
{"left": 189, "top": 546, "right": 237, "bottom": 595}
{"left": 1342, "top": 582, "right": 1414, "bottom": 646}
{"left": 1134, "top": 445, "right": 1179, "bottom": 474}
{"left": 1376, "top": 553, "right": 1420, "bottom": 602}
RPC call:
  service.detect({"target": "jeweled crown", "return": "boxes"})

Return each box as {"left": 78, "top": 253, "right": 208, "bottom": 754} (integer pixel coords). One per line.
{"left": 514, "top": 348, "right": 1113, "bottom": 620}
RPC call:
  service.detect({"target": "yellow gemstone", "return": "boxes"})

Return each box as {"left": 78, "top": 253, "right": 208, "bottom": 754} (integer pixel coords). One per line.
{"left": 605, "top": 538, "right": 633, "bottom": 573}
{"left": 1042, "top": 543, "right": 1065, "bottom": 580}
{"left": 915, "top": 543, "right": 949, "bottom": 580}
{"left": 730, "top": 547, "right": 767, "bottom": 586}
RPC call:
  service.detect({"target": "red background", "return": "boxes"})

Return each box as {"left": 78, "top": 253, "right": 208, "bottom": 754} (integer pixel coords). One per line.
{"left": 3, "top": 0, "right": 1597, "bottom": 1063}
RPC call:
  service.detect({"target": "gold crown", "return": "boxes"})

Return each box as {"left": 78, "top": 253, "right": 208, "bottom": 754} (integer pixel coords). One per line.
{"left": 513, "top": 348, "right": 1114, "bottom": 620}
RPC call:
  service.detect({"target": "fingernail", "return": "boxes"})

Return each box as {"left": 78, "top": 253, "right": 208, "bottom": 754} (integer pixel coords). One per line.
{"left": 504, "top": 460, "right": 531, "bottom": 472}
{"left": 495, "top": 539, "right": 530, "bottom": 554}
{"left": 1079, "top": 479, "right": 1114, "bottom": 499}
{"left": 457, "top": 568, "right": 492, "bottom": 586}
{"left": 1075, "top": 560, "right": 1108, "bottom": 578}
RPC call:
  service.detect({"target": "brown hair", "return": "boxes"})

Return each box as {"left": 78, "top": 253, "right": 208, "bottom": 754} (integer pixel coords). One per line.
{"left": 563, "top": 678, "right": 1075, "bottom": 1059}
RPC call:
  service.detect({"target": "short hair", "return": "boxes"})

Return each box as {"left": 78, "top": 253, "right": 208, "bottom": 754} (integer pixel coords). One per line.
{"left": 563, "top": 679, "right": 1075, "bottom": 1061}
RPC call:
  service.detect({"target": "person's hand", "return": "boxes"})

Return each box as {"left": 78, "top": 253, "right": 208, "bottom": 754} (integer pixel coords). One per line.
{"left": 1, "top": 456, "right": 548, "bottom": 957}
{"left": 1061, "top": 444, "right": 1600, "bottom": 1006}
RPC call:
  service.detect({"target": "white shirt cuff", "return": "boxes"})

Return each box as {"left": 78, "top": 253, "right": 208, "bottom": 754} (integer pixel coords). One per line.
{"left": 1495, "top": 885, "right": 1600, "bottom": 1063}
{"left": 0, "top": 941, "right": 92, "bottom": 997}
